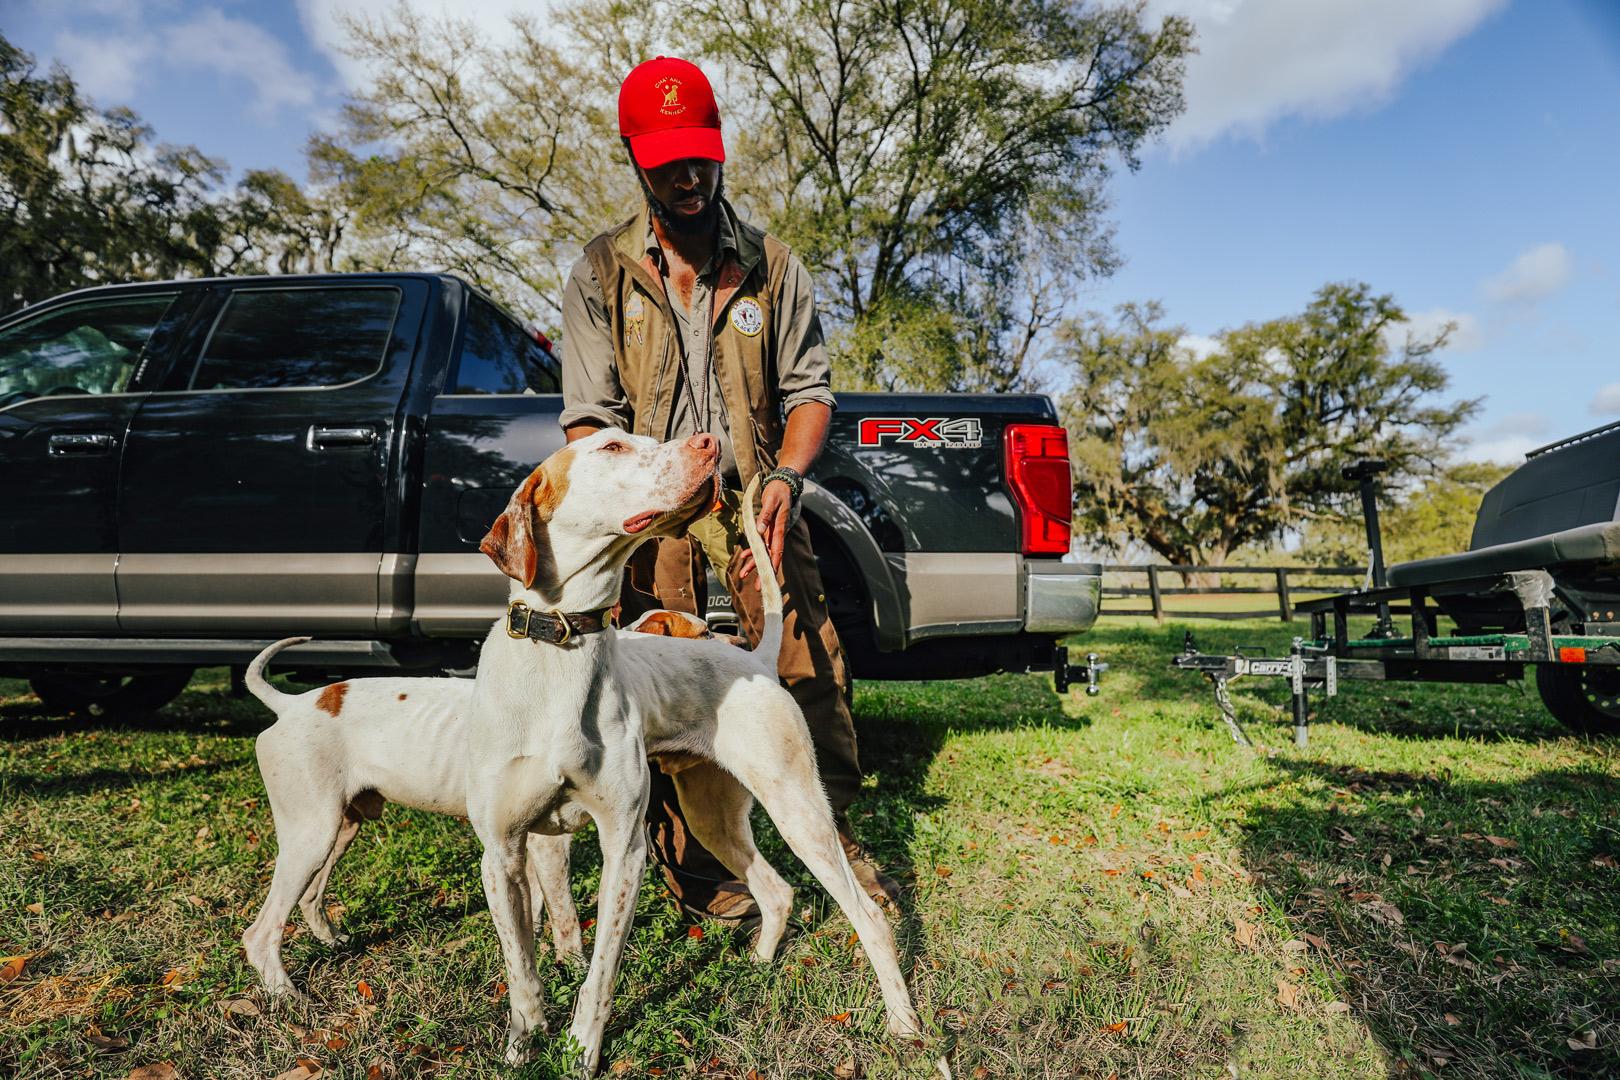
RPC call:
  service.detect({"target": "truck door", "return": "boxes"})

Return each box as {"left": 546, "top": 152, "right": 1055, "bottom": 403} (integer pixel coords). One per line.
{"left": 115, "top": 280, "right": 428, "bottom": 635}
{"left": 0, "top": 290, "right": 192, "bottom": 632}
{"left": 413, "top": 292, "right": 565, "bottom": 636}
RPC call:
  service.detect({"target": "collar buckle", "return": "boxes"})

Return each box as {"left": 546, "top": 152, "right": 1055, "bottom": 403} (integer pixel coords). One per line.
{"left": 506, "top": 599, "right": 532, "bottom": 640}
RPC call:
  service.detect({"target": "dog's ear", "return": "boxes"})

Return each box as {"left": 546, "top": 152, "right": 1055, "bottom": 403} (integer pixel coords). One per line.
{"left": 481, "top": 469, "right": 550, "bottom": 588}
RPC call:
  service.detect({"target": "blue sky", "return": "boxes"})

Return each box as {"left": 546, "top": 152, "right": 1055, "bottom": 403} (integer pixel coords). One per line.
{"left": 7, "top": 0, "right": 1619, "bottom": 465}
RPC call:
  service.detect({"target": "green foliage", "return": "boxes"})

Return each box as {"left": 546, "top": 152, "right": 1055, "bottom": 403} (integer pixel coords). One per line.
{"left": 1061, "top": 283, "right": 1481, "bottom": 566}
{"left": 1297, "top": 461, "right": 1515, "bottom": 567}
{"left": 689, "top": 0, "right": 1193, "bottom": 390}
{"left": 0, "top": 33, "right": 349, "bottom": 314}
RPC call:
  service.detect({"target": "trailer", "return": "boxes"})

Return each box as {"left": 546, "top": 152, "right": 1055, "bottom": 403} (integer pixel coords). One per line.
{"left": 1174, "top": 430, "right": 1620, "bottom": 746}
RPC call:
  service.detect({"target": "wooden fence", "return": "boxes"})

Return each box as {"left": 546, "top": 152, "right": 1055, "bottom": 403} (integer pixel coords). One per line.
{"left": 1102, "top": 564, "right": 1369, "bottom": 622}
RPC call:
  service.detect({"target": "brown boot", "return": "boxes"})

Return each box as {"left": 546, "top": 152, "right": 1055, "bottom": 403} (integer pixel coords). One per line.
{"left": 837, "top": 817, "right": 903, "bottom": 907}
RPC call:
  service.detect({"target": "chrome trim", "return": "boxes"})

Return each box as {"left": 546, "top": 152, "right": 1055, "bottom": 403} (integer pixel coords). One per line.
{"left": 0, "top": 637, "right": 402, "bottom": 667}
{"left": 1025, "top": 566, "right": 1103, "bottom": 634}
{"left": 0, "top": 554, "right": 120, "bottom": 632}
{"left": 886, "top": 551, "right": 1021, "bottom": 645}
{"left": 413, "top": 552, "right": 509, "bottom": 636}
{"left": 115, "top": 553, "right": 385, "bottom": 634}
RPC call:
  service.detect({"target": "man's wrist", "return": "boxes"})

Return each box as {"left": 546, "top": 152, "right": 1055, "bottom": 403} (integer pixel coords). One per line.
{"left": 763, "top": 466, "right": 804, "bottom": 503}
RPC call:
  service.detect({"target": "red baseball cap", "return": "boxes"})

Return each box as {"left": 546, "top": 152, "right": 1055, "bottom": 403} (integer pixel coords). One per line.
{"left": 618, "top": 56, "right": 725, "bottom": 169}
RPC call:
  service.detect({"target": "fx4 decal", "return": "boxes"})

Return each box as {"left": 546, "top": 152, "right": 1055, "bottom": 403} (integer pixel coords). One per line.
{"left": 856, "top": 417, "right": 984, "bottom": 449}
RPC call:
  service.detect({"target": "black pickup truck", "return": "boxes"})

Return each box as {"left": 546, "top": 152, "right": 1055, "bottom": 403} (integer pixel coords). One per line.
{"left": 0, "top": 273, "right": 1101, "bottom": 717}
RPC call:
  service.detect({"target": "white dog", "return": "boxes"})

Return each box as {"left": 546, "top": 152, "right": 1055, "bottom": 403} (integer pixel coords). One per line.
{"left": 465, "top": 429, "right": 936, "bottom": 1074}
{"left": 239, "top": 647, "right": 585, "bottom": 996}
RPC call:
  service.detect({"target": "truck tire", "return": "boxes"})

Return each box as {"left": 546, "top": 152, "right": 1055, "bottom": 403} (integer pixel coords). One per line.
{"left": 1535, "top": 664, "right": 1620, "bottom": 736}
{"left": 29, "top": 669, "right": 195, "bottom": 720}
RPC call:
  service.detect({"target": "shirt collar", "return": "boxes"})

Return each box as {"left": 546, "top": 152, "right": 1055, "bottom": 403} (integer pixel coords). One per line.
{"left": 644, "top": 203, "right": 737, "bottom": 278}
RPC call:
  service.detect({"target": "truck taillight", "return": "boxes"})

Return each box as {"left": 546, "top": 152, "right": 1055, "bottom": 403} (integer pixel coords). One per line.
{"left": 1004, "top": 423, "right": 1073, "bottom": 556}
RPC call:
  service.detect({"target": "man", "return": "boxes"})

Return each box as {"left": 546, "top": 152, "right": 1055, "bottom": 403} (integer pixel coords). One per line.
{"left": 558, "top": 55, "right": 897, "bottom": 922}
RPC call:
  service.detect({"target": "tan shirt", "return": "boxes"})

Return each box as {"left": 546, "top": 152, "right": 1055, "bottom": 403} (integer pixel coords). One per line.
{"left": 559, "top": 211, "right": 835, "bottom": 482}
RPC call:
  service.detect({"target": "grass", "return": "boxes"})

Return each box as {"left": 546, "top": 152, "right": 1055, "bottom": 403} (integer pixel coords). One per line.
{"left": 2, "top": 616, "right": 1617, "bottom": 1078}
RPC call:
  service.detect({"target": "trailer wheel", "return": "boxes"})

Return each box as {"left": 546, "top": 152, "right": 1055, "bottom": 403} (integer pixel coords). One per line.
{"left": 29, "top": 669, "right": 195, "bottom": 720}
{"left": 1535, "top": 664, "right": 1620, "bottom": 736}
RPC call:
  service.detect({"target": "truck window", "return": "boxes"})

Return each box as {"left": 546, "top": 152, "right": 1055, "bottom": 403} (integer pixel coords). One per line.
{"left": 190, "top": 287, "right": 401, "bottom": 391}
{"left": 451, "top": 296, "right": 559, "bottom": 394}
{"left": 0, "top": 294, "right": 178, "bottom": 406}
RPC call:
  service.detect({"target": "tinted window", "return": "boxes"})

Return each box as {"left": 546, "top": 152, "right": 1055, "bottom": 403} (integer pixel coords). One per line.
{"left": 0, "top": 294, "right": 177, "bottom": 404}
{"left": 191, "top": 287, "right": 400, "bottom": 390}
{"left": 452, "top": 296, "right": 558, "bottom": 394}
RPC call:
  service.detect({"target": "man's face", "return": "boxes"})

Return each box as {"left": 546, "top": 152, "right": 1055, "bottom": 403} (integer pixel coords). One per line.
{"left": 638, "top": 156, "right": 722, "bottom": 236}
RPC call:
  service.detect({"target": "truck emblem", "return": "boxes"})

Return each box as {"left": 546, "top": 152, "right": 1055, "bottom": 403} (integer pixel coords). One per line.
{"left": 857, "top": 417, "right": 983, "bottom": 449}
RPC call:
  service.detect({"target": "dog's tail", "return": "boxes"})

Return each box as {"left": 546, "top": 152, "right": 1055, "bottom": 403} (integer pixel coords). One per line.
{"left": 739, "top": 474, "right": 784, "bottom": 667}
{"left": 245, "top": 637, "right": 311, "bottom": 709}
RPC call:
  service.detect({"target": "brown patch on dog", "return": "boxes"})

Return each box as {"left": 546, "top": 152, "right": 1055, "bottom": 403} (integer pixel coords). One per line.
{"left": 345, "top": 790, "right": 385, "bottom": 821}
{"left": 634, "top": 610, "right": 714, "bottom": 640}
{"left": 316, "top": 681, "right": 348, "bottom": 717}
{"left": 479, "top": 449, "right": 572, "bottom": 588}
{"left": 398, "top": 692, "right": 408, "bottom": 701}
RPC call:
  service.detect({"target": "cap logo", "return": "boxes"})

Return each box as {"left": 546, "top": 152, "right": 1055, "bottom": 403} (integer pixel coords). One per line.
{"left": 655, "top": 76, "right": 685, "bottom": 115}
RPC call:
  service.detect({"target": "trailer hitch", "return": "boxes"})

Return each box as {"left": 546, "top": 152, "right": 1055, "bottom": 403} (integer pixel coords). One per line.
{"left": 1175, "top": 633, "right": 1337, "bottom": 748}
{"left": 1055, "top": 649, "right": 1108, "bottom": 696}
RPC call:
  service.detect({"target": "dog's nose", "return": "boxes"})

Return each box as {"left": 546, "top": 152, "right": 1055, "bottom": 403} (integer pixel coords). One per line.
{"left": 686, "top": 433, "right": 719, "bottom": 457}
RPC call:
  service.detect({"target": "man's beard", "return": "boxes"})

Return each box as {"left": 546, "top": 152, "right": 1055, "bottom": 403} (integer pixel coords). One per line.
{"left": 639, "top": 166, "right": 725, "bottom": 237}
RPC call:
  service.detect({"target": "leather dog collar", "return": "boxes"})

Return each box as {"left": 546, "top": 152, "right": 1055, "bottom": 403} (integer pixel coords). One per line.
{"left": 506, "top": 599, "right": 615, "bottom": 646}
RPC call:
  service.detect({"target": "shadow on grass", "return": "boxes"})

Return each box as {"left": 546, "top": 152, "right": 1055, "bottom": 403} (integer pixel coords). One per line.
{"left": 1239, "top": 757, "right": 1620, "bottom": 1078}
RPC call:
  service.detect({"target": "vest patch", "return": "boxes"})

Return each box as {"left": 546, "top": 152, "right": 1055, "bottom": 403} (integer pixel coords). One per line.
{"left": 625, "top": 292, "right": 646, "bottom": 345}
{"left": 730, "top": 297, "right": 764, "bottom": 337}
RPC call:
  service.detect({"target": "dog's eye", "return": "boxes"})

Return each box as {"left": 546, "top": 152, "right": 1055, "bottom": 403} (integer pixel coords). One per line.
{"left": 600, "top": 441, "right": 628, "bottom": 453}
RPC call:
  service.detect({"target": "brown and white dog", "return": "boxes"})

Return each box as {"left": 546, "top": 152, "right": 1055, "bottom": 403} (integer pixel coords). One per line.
{"left": 465, "top": 428, "right": 938, "bottom": 1074}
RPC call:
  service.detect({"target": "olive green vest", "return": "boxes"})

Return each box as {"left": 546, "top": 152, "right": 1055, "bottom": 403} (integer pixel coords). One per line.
{"left": 584, "top": 201, "right": 791, "bottom": 487}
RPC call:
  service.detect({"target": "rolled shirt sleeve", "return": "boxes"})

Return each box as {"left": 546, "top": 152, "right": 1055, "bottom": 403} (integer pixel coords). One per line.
{"left": 774, "top": 254, "right": 837, "bottom": 415}
{"left": 559, "top": 256, "right": 633, "bottom": 431}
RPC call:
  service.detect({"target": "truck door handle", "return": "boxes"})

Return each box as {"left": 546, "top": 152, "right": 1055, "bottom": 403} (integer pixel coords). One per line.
{"left": 47, "top": 432, "right": 117, "bottom": 455}
{"left": 306, "top": 425, "right": 378, "bottom": 450}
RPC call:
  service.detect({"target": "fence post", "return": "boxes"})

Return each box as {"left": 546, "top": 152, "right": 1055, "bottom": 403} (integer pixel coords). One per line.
{"left": 1275, "top": 567, "right": 1293, "bottom": 622}
{"left": 1147, "top": 565, "right": 1164, "bottom": 622}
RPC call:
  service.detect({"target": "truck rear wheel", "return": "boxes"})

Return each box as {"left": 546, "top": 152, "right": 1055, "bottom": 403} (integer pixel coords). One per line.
{"left": 28, "top": 669, "right": 195, "bottom": 720}
{"left": 1535, "top": 664, "right": 1620, "bottom": 736}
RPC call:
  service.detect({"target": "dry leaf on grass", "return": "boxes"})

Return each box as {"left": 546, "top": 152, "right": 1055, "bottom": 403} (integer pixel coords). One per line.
{"left": 972, "top": 1069, "right": 990, "bottom": 1080}
{"left": 1275, "top": 979, "right": 1302, "bottom": 1010}
{"left": 825, "top": 1011, "right": 852, "bottom": 1024}
{"left": 1568, "top": 1031, "right": 1597, "bottom": 1052}
{"left": 833, "top": 1059, "right": 860, "bottom": 1079}
{"left": 687, "top": 925, "right": 704, "bottom": 939}
{"left": 1233, "top": 919, "right": 1260, "bottom": 949}
{"left": 1443, "top": 1013, "right": 1461, "bottom": 1026}
{"left": 86, "top": 1032, "right": 129, "bottom": 1052}
{"left": 1100, "top": 1021, "right": 1128, "bottom": 1034}
{"left": 272, "top": 1066, "right": 321, "bottom": 1080}
{"left": 1359, "top": 899, "right": 1405, "bottom": 927}
{"left": 1324, "top": 1001, "right": 1350, "bottom": 1015}
{"left": 127, "top": 1066, "right": 179, "bottom": 1080}
{"left": 1484, "top": 835, "right": 1518, "bottom": 849}
{"left": 25, "top": 902, "right": 42, "bottom": 915}
{"left": 356, "top": 980, "right": 374, "bottom": 1000}
{"left": 222, "top": 998, "right": 260, "bottom": 1017}
{"left": 609, "top": 1061, "right": 632, "bottom": 1075}
{"left": 0, "top": 954, "right": 32, "bottom": 983}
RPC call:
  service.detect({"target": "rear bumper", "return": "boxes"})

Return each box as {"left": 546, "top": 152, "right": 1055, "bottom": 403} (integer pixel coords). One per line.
{"left": 1024, "top": 560, "right": 1103, "bottom": 635}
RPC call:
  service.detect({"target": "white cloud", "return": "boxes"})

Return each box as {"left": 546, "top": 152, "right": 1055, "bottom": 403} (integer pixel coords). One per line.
{"left": 294, "top": 0, "right": 551, "bottom": 89}
{"left": 1145, "top": 0, "right": 1507, "bottom": 151}
{"left": 51, "top": 30, "right": 156, "bottom": 103}
{"left": 1394, "top": 307, "right": 1483, "bottom": 353}
{"left": 161, "top": 10, "right": 319, "bottom": 118}
{"left": 1177, "top": 333, "right": 1222, "bottom": 360}
{"left": 1482, "top": 242, "right": 1575, "bottom": 306}
{"left": 1590, "top": 384, "right": 1620, "bottom": 417}
{"left": 1459, "top": 412, "right": 1552, "bottom": 464}
{"left": 45, "top": 8, "right": 322, "bottom": 121}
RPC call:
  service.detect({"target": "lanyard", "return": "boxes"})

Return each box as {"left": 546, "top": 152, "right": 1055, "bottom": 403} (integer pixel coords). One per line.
{"left": 657, "top": 253, "right": 717, "bottom": 434}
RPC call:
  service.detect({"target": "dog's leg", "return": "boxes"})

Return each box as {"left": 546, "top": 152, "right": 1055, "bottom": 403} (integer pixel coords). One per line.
{"left": 671, "top": 762, "right": 794, "bottom": 961}
{"left": 526, "top": 832, "right": 583, "bottom": 965}
{"left": 476, "top": 823, "right": 548, "bottom": 1065}
{"left": 716, "top": 703, "right": 924, "bottom": 1041}
{"left": 298, "top": 809, "right": 361, "bottom": 946}
{"left": 566, "top": 774, "right": 650, "bottom": 1077}
{"left": 242, "top": 808, "right": 345, "bottom": 998}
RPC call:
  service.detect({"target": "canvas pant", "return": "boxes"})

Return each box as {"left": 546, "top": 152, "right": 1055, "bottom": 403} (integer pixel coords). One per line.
{"left": 619, "top": 488, "right": 863, "bottom": 906}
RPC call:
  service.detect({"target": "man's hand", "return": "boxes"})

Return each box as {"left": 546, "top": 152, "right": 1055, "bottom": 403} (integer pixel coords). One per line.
{"left": 734, "top": 478, "right": 792, "bottom": 584}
